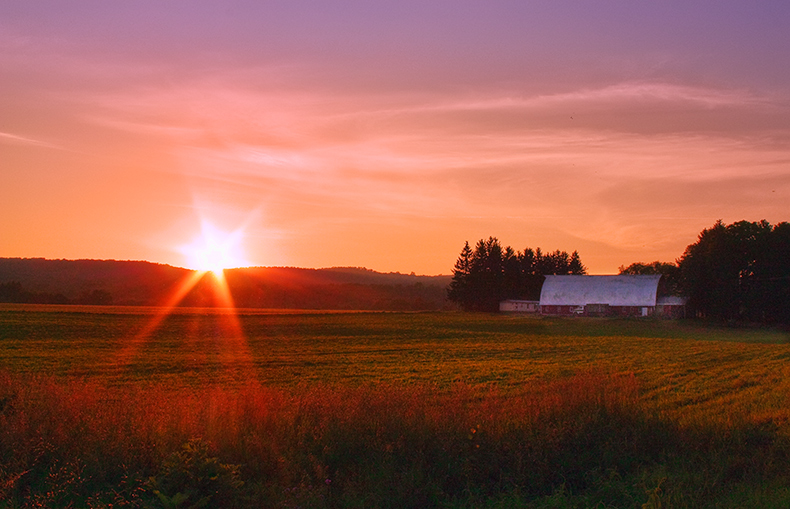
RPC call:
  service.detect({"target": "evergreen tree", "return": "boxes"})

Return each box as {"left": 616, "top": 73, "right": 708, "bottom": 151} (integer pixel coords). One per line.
{"left": 448, "top": 238, "right": 586, "bottom": 311}
{"left": 569, "top": 251, "right": 585, "bottom": 275}
{"left": 468, "top": 237, "right": 508, "bottom": 312}
{"left": 447, "top": 241, "right": 473, "bottom": 309}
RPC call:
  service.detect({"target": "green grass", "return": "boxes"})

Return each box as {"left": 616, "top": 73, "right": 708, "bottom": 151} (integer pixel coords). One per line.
{"left": 2, "top": 304, "right": 790, "bottom": 507}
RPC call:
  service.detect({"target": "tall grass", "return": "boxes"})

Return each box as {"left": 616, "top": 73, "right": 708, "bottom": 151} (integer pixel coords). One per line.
{"left": 2, "top": 370, "right": 789, "bottom": 508}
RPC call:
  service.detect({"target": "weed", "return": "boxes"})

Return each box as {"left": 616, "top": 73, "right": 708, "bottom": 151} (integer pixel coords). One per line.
{"left": 148, "top": 439, "right": 242, "bottom": 509}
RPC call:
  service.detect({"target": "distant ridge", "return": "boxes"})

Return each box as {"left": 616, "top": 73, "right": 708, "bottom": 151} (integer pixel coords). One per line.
{"left": 0, "top": 258, "right": 452, "bottom": 310}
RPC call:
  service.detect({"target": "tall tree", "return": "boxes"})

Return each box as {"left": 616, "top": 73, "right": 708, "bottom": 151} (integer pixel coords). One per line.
{"left": 467, "top": 237, "right": 509, "bottom": 312}
{"left": 447, "top": 241, "right": 474, "bottom": 309}
{"left": 569, "top": 251, "right": 585, "bottom": 275}
{"left": 618, "top": 261, "right": 681, "bottom": 296}
{"left": 678, "top": 219, "right": 790, "bottom": 322}
{"left": 448, "top": 238, "right": 586, "bottom": 311}
{"left": 519, "top": 248, "right": 541, "bottom": 300}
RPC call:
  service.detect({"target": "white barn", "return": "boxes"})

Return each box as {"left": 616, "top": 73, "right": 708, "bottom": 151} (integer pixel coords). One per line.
{"left": 539, "top": 275, "right": 665, "bottom": 317}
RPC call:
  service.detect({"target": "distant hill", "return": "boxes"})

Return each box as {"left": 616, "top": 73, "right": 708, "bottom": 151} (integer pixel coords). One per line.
{"left": 0, "top": 258, "right": 453, "bottom": 310}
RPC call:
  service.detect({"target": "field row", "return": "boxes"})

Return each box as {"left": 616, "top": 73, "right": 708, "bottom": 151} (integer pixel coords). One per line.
{"left": 2, "top": 305, "right": 790, "bottom": 426}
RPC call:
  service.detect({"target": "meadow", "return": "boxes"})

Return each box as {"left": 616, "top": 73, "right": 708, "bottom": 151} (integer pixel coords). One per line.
{"left": 2, "top": 304, "right": 790, "bottom": 507}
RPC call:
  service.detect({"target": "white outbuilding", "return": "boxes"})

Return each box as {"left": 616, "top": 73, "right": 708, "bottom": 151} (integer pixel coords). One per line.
{"left": 499, "top": 300, "right": 540, "bottom": 313}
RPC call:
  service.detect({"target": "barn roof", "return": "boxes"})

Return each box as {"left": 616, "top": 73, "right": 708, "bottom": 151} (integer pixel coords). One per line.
{"left": 539, "top": 275, "right": 661, "bottom": 307}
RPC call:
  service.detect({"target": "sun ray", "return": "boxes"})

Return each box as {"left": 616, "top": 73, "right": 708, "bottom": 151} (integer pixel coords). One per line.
{"left": 208, "top": 271, "right": 256, "bottom": 379}
{"left": 114, "top": 274, "right": 256, "bottom": 383}
{"left": 113, "top": 269, "right": 257, "bottom": 382}
{"left": 113, "top": 269, "right": 208, "bottom": 369}
{"left": 114, "top": 212, "right": 259, "bottom": 381}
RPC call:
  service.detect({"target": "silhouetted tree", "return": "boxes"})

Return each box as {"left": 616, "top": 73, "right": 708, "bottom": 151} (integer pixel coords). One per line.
{"left": 77, "top": 289, "right": 113, "bottom": 305}
{"left": 448, "top": 238, "right": 586, "bottom": 311}
{"left": 619, "top": 261, "right": 681, "bottom": 296}
{"left": 569, "top": 251, "right": 585, "bottom": 275}
{"left": 447, "top": 241, "right": 474, "bottom": 309}
{"left": 468, "top": 237, "right": 509, "bottom": 311}
{"left": 678, "top": 219, "right": 790, "bottom": 322}
{"left": 0, "top": 281, "right": 69, "bottom": 304}
{"left": 0, "top": 281, "right": 27, "bottom": 302}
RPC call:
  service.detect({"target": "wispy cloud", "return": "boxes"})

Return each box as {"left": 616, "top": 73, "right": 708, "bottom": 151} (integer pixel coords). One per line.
{"left": 332, "top": 81, "right": 769, "bottom": 117}
{"left": 0, "top": 131, "right": 61, "bottom": 149}
{"left": 523, "top": 82, "right": 767, "bottom": 109}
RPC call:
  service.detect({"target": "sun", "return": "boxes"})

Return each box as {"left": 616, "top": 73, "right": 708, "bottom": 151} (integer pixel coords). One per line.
{"left": 119, "top": 218, "right": 254, "bottom": 370}
{"left": 180, "top": 220, "right": 249, "bottom": 275}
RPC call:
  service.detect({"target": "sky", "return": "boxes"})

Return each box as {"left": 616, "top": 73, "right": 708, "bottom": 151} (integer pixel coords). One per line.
{"left": 2, "top": 1, "right": 790, "bottom": 275}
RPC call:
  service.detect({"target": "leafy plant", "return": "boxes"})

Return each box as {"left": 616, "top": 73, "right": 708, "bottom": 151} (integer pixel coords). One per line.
{"left": 148, "top": 439, "right": 243, "bottom": 509}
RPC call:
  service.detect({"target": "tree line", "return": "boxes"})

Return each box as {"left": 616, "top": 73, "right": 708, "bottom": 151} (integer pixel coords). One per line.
{"left": 0, "top": 281, "right": 113, "bottom": 305}
{"left": 447, "top": 237, "right": 585, "bottom": 311}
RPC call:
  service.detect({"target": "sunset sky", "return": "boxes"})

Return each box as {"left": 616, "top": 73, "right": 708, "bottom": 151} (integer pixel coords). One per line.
{"left": 2, "top": 2, "right": 790, "bottom": 275}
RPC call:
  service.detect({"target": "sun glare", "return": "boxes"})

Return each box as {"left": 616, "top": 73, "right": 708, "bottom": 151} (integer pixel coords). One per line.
{"left": 180, "top": 221, "right": 248, "bottom": 275}
{"left": 118, "top": 220, "right": 253, "bottom": 370}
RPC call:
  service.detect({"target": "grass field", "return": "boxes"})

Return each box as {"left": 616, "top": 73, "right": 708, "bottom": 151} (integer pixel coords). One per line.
{"left": 2, "top": 304, "right": 790, "bottom": 507}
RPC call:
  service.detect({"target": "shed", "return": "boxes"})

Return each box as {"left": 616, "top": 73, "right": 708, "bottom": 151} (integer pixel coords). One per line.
{"left": 539, "top": 275, "right": 661, "bottom": 317}
{"left": 499, "top": 300, "right": 540, "bottom": 313}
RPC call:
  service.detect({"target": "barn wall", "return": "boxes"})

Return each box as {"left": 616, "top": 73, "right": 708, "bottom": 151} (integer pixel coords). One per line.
{"left": 540, "top": 304, "right": 655, "bottom": 317}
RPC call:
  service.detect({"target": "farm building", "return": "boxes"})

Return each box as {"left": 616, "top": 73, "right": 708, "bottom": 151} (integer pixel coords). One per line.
{"left": 499, "top": 300, "right": 540, "bottom": 313}
{"left": 655, "top": 295, "right": 688, "bottom": 319}
{"left": 538, "top": 275, "right": 685, "bottom": 317}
